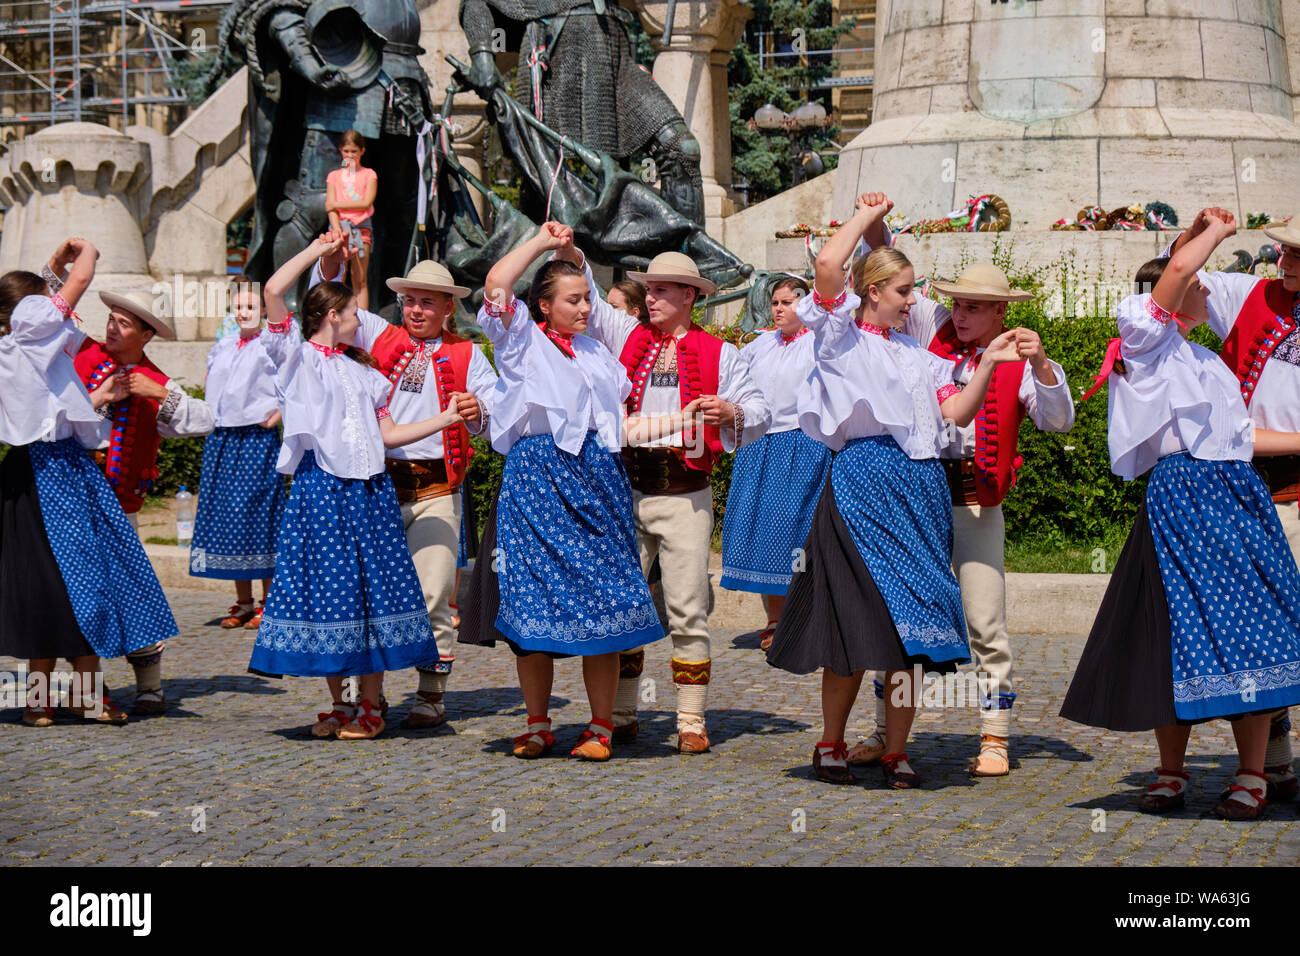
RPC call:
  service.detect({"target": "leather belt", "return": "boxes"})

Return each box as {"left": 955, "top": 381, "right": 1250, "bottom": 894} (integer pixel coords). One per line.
{"left": 942, "top": 458, "right": 981, "bottom": 508}
{"left": 623, "top": 447, "right": 711, "bottom": 495}
{"left": 1255, "top": 454, "right": 1300, "bottom": 503}
{"left": 385, "top": 457, "right": 454, "bottom": 503}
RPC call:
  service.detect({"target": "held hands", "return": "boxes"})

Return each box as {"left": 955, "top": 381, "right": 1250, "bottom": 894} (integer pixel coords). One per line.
{"left": 696, "top": 394, "right": 735, "bottom": 428}
{"left": 853, "top": 192, "right": 893, "bottom": 221}
{"left": 453, "top": 391, "right": 481, "bottom": 425}
{"left": 311, "top": 229, "right": 349, "bottom": 259}
{"left": 981, "top": 329, "right": 1023, "bottom": 366}
{"left": 91, "top": 370, "right": 130, "bottom": 408}
{"left": 1203, "top": 209, "right": 1237, "bottom": 239}
{"left": 535, "top": 221, "right": 575, "bottom": 252}
{"left": 1189, "top": 207, "right": 1236, "bottom": 240}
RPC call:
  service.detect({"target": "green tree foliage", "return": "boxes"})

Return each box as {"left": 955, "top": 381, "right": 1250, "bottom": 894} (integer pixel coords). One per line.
{"left": 728, "top": 0, "right": 853, "bottom": 203}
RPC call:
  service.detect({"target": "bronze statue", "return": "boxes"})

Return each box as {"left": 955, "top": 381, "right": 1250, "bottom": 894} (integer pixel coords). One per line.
{"left": 435, "top": 60, "right": 751, "bottom": 301}
{"left": 458, "top": 0, "right": 705, "bottom": 225}
{"left": 210, "top": 0, "right": 431, "bottom": 311}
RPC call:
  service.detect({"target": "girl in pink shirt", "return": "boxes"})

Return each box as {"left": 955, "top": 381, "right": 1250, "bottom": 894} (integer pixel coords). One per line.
{"left": 325, "top": 130, "right": 378, "bottom": 311}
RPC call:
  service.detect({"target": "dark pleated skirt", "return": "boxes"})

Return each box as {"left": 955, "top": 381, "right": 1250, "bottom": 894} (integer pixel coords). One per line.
{"left": 1059, "top": 501, "right": 1179, "bottom": 731}
{"left": 766, "top": 477, "right": 958, "bottom": 678}
{"left": 0, "top": 445, "right": 94, "bottom": 659}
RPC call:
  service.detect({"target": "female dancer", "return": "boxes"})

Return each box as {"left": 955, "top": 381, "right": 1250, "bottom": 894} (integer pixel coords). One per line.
{"left": 720, "top": 276, "right": 829, "bottom": 649}
{"left": 0, "top": 238, "right": 177, "bottom": 726}
{"left": 459, "top": 223, "right": 689, "bottom": 761}
{"left": 767, "top": 196, "right": 1021, "bottom": 787}
{"left": 1060, "top": 212, "right": 1300, "bottom": 820}
{"left": 249, "top": 233, "right": 464, "bottom": 740}
{"left": 189, "top": 276, "right": 287, "bottom": 629}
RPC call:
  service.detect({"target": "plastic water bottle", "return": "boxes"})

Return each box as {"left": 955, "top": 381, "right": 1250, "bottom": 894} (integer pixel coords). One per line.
{"left": 175, "top": 487, "right": 194, "bottom": 548}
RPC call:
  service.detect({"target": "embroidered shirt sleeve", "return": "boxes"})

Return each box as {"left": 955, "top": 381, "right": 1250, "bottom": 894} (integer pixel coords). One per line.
{"left": 156, "top": 386, "right": 183, "bottom": 424}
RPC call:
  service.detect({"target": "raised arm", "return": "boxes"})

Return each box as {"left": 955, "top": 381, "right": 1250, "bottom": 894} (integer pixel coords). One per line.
{"left": 483, "top": 222, "right": 572, "bottom": 329}
{"left": 552, "top": 242, "right": 638, "bottom": 354}
{"left": 1154, "top": 212, "right": 1237, "bottom": 315}
{"left": 812, "top": 194, "right": 893, "bottom": 300}
{"left": 46, "top": 238, "right": 99, "bottom": 309}
{"left": 265, "top": 232, "right": 347, "bottom": 327}
{"left": 1167, "top": 206, "right": 1236, "bottom": 258}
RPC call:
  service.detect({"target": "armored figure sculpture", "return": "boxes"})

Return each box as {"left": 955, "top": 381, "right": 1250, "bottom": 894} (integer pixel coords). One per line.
{"left": 459, "top": 0, "right": 705, "bottom": 225}
{"left": 211, "top": 0, "right": 432, "bottom": 310}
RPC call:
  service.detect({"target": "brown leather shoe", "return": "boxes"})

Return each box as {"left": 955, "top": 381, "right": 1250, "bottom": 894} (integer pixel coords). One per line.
{"left": 400, "top": 695, "right": 445, "bottom": 729}
{"left": 846, "top": 730, "right": 885, "bottom": 766}
{"left": 1213, "top": 772, "right": 1268, "bottom": 820}
{"left": 571, "top": 728, "right": 614, "bottom": 761}
{"left": 1265, "top": 765, "right": 1298, "bottom": 802}
{"left": 131, "top": 690, "right": 165, "bottom": 716}
{"left": 969, "top": 734, "right": 1010, "bottom": 777}
{"left": 881, "top": 752, "right": 921, "bottom": 789}
{"left": 220, "top": 603, "right": 255, "bottom": 628}
{"left": 512, "top": 723, "right": 555, "bottom": 758}
{"left": 242, "top": 600, "right": 265, "bottom": 630}
{"left": 677, "top": 731, "right": 710, "bottom": 754}
{"left": 812, "top": 743, "right": 854, "bottom": 784}
{"left": 1138, "top": 768, "right": 1189, "bottom": 813}
{"left": 612, "top": 720, "right": 638, "bottom": 743}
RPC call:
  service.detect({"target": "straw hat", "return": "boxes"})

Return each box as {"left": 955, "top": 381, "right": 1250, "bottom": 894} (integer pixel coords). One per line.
{"left": 98, "top": 290, "right": 176, "bottom": 340}
{"left": 929, "top": 263, "right": 1034, "bottom": 304}
{"left": 626, "top": 252, "right": 717, "bottom": 296}
{"left": 386, "top": 260, "right": 471, "bottom": 299}
{"left": 1263, "top": 217, "right": 1300, "bottom": 249}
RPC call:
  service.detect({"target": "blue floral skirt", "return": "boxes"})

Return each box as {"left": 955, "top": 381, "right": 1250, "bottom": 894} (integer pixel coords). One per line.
{"left": 720, "top": 428, "right": 831, "bottom": 595}
{"left": 458, "top": 431, "right": 664, "bottom": 656}
{"left": 190, "top": 424, "right": 286, "bottom": 580}
{"left": 768, "top": 435, "right": 969, "bottom": 676}
{"left": 1062, "top": 455, "right": 1300, "bottom": 729}
{"left": 249, "top": 451, "right": 439, "bottom": 677}
{"left": 0, "top": 439, "right": 176, "bottom": 660}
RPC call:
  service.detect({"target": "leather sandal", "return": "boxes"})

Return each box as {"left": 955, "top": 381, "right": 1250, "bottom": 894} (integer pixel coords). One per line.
{"left": 242, "top": 600, "right": 265, "bottom": 630}
{"left": 1139, "top": 768, "right": 1189, "bottom": 813}
{"left": 221, "top": 602, "right": 256, "bottom": 629}
{"left": 311, "top": 702, "right": 355, "bottom": 739}
{"left": 881, "top": 752, "right": 921, "bottom": 789}
{"left": 132, "top": 688, "right": 166, "bottom": 716}
{"left": 677, "top": 731, "right": 711, "bottom": 754}
{"left": 400, "top": 693, "right": 445, "bottom": 729}
{"left": 758, "top": 621, "right": 779, "bottom": 652}
{"left": 847, "top": 729, "right": 886, "bottom": 766}
{"left": 612, "top": 719, "right": 639, "bottom": 743}
{"left": 1265, "top": 764, "right": 1298, "bottom": 802}
{"left": 571, "top": 720, "right": 614, "bottom": 761}
{"left": 70, "top": 697, "right": 129, "bottom": 725}
{"left": 1213, "top": 770, "right": 1269, "bottom": 821}
{"left": 969, "top": 734, "right": 1010, "bottom": 777}
{"left": 22, "top": 706, "right": 56, "bottom": 728}
{"left": 812, "top": 741, "right": 854, "bottom": 784}
{"left": 337, "top": 698, "right": 386, "bottom": 740}
{"left": 512, "top": 718, "right": 555, "bottom": 758}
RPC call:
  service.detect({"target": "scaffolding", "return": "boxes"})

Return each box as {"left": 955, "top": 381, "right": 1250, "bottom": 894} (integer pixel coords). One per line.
{"left": 0, "top": 0, "right": 232, "bottom": 132}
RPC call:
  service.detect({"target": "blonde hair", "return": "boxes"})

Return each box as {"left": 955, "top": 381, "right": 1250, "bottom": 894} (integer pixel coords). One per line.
{"left": 850, "top": 247, "right": 912, "bottom": 301}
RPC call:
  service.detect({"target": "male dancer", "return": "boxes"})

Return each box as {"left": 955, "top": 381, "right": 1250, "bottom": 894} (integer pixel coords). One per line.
{"left": 554, "top": 242, "right": 769, "bottom": 753}
{"left": 315, "top": 246, "right": 496, "bottom": 727}
{"left": 1156, "top": 206, "right": 1300, "bottom": 801}
{"left": 73, "top": 291, "right": 214, "bottom": 715}
{"left": 846, "top": 197, "right": 1075, "bottom": 775}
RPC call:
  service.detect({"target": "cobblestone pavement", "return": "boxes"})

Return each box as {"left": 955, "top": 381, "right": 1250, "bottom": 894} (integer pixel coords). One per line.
{"left": 2, "top": 587, "right": 1297, "bottom": 866}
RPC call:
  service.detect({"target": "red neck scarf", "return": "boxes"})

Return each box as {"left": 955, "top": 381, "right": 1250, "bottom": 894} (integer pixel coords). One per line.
{"left": 540, "top": 322, "right": 576, "bottom": 359}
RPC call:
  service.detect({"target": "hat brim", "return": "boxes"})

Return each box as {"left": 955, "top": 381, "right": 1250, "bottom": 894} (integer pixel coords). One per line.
{"left": 624, "top": 271, "right": 717, "bottom": 296}
{"left": 929, "top": 281, "right": 1034, "bottom": 304}
{"left": 1262, "top": 223, "right": 1300, "bottom": 248}
{"left": 386, "top": 278, "right": 472, "bottom": 299}
{"left": 98, "top": 291, "right": 175, "bottom": 340}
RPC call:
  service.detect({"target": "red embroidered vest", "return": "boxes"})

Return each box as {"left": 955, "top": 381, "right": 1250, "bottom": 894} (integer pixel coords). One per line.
{"left": 1220, "top": 279, "right": 1296, "bottom": 406}
{"left": 929, "top": 322, "right": 1028, "bottom": 507}
{"left": 619, "top": 324, "right": 724, "bottom": 473}
{"left": 368, "top": 324, "right": 476, "bottom": 488}
{"left": 74, "top": 340, "right": 169, "bottom": 515}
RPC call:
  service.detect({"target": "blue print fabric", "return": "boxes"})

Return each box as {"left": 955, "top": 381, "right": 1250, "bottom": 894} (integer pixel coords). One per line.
{"left": 190, "top": 424, "right": 286, "bottom": 580}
